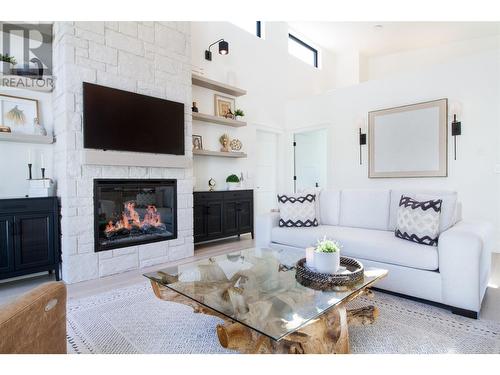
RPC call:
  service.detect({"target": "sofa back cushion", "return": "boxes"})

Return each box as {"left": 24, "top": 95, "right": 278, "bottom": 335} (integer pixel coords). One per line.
{"left": 319, "top": 190, "right": 340, "bottom": 225}
{"left": 339, "top": 189, "right": 391, "bottom": 230}
{"left": 389, "top": 190, "right": 458, "bottom": 233}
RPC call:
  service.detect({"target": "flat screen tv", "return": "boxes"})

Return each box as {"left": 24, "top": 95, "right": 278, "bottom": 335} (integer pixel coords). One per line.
{"left": 83, "top": 82, "right": 185, "bottom": 155}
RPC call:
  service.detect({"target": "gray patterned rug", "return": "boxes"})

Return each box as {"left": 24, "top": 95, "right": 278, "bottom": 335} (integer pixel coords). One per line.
{"left": 66, "top": 281, "right": 500, "bottom": 354}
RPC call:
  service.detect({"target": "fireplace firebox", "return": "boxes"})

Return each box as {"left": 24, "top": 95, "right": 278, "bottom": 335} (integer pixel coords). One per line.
{"left": 94, "top": 179, "right": 177, "bottom": 252}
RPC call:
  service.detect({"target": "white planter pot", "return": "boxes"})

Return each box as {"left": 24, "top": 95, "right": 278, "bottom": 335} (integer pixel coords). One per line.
{"left": 227, "top": 182, "right": 240, "bottom": 190}
{"left": 314, "top": 251, "right": 340, "bottom": 274}
{"left": 0, "top": 62, "right": 12, "bottom": 75}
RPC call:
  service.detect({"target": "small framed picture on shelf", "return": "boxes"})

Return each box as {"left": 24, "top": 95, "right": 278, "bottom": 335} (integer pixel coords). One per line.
{"left": 192, "top": 134, "right": 203, "bottom": 150}
{"left": 0, "top": 94, "right": 39, "bottom": 135}
{"left": 214, "top": 94, "right": 235, "bottom": 119}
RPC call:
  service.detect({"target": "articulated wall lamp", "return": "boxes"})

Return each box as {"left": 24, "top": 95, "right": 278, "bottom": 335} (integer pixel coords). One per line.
{"left": 205, "top": 39, "right": 229, "bottom": 61}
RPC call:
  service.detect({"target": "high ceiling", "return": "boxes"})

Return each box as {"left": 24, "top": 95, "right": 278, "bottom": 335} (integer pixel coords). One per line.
{"left": 288, "top": 22, "right": 500, "bottom": 56}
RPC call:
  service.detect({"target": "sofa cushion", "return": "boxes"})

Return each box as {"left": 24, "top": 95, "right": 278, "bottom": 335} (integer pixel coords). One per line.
{"left": 277, "top": 193, "right": 318, "bottom": 227}
{"left": 271, "top": 225, "right": 439, "bottom": 270}
{"left": 395, "top": 196, "right": 442, "bottom": 246}
{"left": 298, "top": 187, "right": 322, "bottom": 224}
{"left": 389, "top": 190, "right": 457, "bottom": 232}
{"left": 339, "top": 189, "right": 390, "bottom": 230}
{"left": 319, "top": 190, "right": 340, "bottom": 226}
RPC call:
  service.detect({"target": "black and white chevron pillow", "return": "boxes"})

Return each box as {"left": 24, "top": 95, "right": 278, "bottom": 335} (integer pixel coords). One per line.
{"left": 277, "top": 193, "right": 318, "bottom": 227}
{"left": 395, "top": 195, "right": 442, "bottom": 246}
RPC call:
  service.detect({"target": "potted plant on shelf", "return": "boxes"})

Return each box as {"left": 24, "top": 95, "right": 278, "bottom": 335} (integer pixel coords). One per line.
{"left": 234, "top": 109, "right": 245, "bottom": 120}
{"left": 0, "top": 54, "right": 16, "bottom": 75}
{"left": 226, "top": 174, "right": 240, "bottom": 190}
{"left": 314, "top": 237, "right": 341, "bottom": 274}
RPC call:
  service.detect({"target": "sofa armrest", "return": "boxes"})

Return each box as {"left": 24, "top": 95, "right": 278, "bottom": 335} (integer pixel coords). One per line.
{"left": 0, "top": 281, "right": 67, "bottom": 354}
{"left": 255, "top": 211, "right": 280, "bottom": 247}
{"left": 438, "top": 220, "right": 494, "bottom": 312}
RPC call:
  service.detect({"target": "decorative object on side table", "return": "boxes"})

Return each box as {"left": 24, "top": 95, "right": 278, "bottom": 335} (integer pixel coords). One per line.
{"left": 219, "top": 133, "right": 230, "bottom": 152}
{"left": 191, "top": 101, "right": 199, "bottom": 112}
{"left": 214, "top": 94, "right": 235, "bottom": 118}
{"left": 226, "top": 174, "right": 240, "bottom": 190}
{"left": 230, "top": 138, "right": 242, "bottom": 151}
{"left": 192, "top": 134, "right": 203, "bottom": 150}
{"left": 0, "top": 125, "right": 11, "bottom": 133}
{"left": 208, "top": 178, "right": 216, "bottom": 192}
{"left": 314, "top": 237, "right": 341, "bottom": 274}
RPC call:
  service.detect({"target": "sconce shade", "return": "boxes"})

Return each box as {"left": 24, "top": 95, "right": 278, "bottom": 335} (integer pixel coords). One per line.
{"left": 219, "top": 40, "right": 229, "bottom": 55}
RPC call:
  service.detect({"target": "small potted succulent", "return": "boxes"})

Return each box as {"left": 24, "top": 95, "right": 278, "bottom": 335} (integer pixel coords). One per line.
{"left": 234, "top": 109, "right": 245, "bottom": 120}
{"left": 314, "top": 237, "right": 341, "bottom": 274}
{"left": 226, "top": 174, "right": 240, "bottom": 190}
{"left": 0, "top": 54, "right": 16, "bottom": 75}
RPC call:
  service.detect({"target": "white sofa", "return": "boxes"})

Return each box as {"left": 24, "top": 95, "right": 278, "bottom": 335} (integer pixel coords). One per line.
{"left": 256, "top": 189, "right": 494, "bottom": 318}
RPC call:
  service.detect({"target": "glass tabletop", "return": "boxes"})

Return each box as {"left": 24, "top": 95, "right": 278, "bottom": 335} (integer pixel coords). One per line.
{"left": 144, "top": 247, "right": 387, "bottom": 341}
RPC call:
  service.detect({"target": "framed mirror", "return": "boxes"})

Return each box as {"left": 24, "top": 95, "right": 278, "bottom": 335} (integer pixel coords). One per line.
{"left": 368, "top": 98, "right": 448, "bottom": 178}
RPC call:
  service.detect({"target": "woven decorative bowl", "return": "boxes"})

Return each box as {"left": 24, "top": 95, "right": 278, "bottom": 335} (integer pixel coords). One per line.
{"left": 295, "top": 256, "right": 364, "bottom": 291}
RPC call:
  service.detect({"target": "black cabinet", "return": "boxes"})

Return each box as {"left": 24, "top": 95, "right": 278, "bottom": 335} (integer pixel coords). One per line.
{"left": 0, "top": 197, "right": 61, "bottom": 281}
{"left": 194, "top": 190, "right": 253, "bottom": 244}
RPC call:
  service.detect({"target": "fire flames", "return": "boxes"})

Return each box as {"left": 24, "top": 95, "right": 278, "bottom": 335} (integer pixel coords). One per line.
{"left": 104, "top": 201, "right": 163, "bottom": 235}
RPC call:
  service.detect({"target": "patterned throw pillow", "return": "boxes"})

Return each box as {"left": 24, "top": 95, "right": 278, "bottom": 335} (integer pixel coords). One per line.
{"left": 277, "top": 193, "right": 318, "bottom": 227}
{"left": 395, "top": 195, "right": 442, "bottom": 246}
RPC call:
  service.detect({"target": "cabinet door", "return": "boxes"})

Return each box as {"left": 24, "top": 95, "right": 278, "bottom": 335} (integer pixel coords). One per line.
{"left": 206, "top": 200, "right": 224, "bottom": 238}
{"left": 193, "top": 203, "right": 207, "bottom": 242}
{"left": 223, "top": 200, "right": 239, "bottom": 235}
{"left": 14, "top": 213, "right": 55, "bottom": 270}
{"left": 237, "top": 199, "right": 253, "bottom": 234}
{"left": 0, "top": 216, "right": 14, "bottom": 273}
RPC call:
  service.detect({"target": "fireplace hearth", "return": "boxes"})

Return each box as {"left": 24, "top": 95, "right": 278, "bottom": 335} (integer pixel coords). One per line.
{"left": 94, "top": 179, "right": 177, "bottom": 252}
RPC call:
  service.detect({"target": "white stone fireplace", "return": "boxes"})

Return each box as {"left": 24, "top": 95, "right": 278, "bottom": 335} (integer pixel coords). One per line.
{"left": 52, "top": 22, "right": 194, "bottom": 283}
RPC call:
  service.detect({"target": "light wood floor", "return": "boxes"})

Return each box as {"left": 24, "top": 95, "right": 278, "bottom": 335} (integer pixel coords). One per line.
{"left": 1, "top": 235, "right": 499, "bottom": 323}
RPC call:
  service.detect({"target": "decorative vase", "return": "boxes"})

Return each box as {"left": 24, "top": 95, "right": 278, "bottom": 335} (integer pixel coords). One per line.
{"left": 227, "top": 182, "right": 240, "bottom": 190}
{"left": 314, "top": 251, "right": 340, "bottom": 274}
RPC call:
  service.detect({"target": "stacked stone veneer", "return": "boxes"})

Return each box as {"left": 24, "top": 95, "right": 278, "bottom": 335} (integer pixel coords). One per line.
{"left": 52, "top": 22, "right": 193, "bottom": 283}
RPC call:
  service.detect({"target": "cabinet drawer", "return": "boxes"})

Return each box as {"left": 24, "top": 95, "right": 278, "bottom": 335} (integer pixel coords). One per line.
{"left": 224, "top": 190, "right": 253, "bottom": 200}
{"left": 194, "top": 192, "right": 224, "bottom": 203}
{"left": 0, "top": 197, "right": 57, "bottom": 214}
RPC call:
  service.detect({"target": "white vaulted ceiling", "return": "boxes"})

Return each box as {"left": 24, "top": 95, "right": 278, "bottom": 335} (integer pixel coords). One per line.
{"left": 288, "top": 22, "right": 500, "bottom": 56}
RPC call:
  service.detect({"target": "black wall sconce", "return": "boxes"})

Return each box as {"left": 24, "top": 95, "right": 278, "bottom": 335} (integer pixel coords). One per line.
{"left": 359, "top": 128, "right": 367, "bottom": 165}
{"left": 451, "top": 113, "right": 461, "bottom": 160}
{"left": 205, "top": 39, "right": 229, "bottom": 61}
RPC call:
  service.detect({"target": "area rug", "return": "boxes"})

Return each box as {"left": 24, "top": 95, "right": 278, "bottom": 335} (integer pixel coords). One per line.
{"left": 66, "top": 281, "right": 500, "bottom": 354}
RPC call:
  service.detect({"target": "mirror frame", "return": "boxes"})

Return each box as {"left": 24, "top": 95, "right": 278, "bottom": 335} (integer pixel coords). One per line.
{"left": 368, "top": 98, "right": 448, "bottom": 178}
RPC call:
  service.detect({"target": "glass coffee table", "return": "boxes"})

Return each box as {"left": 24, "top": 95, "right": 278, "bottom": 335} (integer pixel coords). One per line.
{"left": 144, "top": 247, "right": 387, "bottom": 354}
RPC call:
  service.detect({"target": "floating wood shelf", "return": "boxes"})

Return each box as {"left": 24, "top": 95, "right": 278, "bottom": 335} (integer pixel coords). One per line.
{"left": 193, "top": 150, "right": 247, "bottom": 158}
{"left": 192, "top": 74, "right": 246, "bottom": 97}
{"left": 192, "top": 112, "right": 247, "bottom": 127}
{"left": 0, "top": 132, "right": 54, "bottom": 144}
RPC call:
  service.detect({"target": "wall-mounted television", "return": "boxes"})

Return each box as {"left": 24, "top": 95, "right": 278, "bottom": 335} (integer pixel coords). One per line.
{"left": 83, "top": 82, "right": 185, "bottom": 155}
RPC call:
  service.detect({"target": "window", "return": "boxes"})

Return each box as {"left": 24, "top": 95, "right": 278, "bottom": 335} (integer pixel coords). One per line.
{"left": 288, "top": 33, "right": 318, "bottom": 68}
{"left": 231, "top": 21, "right": 262, "bottom": 38}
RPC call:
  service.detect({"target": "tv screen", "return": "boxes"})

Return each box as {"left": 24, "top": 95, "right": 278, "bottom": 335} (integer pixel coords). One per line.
{"left": 83, "top": 82, "right": 185, "bottom": 155}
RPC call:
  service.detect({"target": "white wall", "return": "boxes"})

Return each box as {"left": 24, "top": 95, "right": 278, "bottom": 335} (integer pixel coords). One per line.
{"left": 286, "top": 49, "right": 500, "bottom": 249}
{"left": 190, "top": 22, "right": 336, "bottom": 193}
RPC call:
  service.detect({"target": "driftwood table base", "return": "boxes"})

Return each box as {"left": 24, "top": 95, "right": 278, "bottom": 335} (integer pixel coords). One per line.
{"left": 150, "top": 280, "right": 379, "bottom": 354}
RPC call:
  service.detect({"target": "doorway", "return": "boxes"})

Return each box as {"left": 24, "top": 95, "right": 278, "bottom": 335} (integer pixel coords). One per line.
{"left": 294, "top": 128, "right": 328, "bottom": 192}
